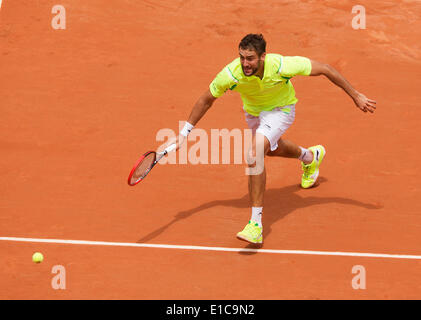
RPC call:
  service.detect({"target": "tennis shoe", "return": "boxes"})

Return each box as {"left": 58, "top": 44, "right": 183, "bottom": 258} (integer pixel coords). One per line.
{"left": 236, "top": 220, "right": 263, "bottom": 244}
{"left": 301, "top": 145, "right": 326, "bottom": 188}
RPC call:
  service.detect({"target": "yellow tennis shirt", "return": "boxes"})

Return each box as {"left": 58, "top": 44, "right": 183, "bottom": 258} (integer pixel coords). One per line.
{"left": 209, "top": 54, "right": 312, "bottom": 116}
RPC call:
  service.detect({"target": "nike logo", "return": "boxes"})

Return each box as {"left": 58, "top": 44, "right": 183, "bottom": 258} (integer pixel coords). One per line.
{"left": 264, "top": 124, "right": 271, "bottom": 129}
{"left": 316, "top": 150, "right": 320, "bottom": 161}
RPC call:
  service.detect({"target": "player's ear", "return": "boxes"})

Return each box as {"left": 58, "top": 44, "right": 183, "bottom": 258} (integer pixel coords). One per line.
{"left": 260, "top": 52, "right": 266, "bottom": 61}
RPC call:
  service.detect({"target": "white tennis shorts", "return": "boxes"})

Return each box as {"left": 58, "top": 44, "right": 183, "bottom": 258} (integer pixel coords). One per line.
{"left": 244, "top": 104, "right": 296, "bottom": 152}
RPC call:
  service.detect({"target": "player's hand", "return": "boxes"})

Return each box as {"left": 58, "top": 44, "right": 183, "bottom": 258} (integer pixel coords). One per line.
{"left": 353, "top": 92, "right": 377, "bottom": 113}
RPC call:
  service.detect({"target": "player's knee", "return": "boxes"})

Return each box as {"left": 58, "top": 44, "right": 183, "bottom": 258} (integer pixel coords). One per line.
{"left": 247, "top": 146, "right": 266, "bottom": 167}
{"left": 246, "top": 148, "right": 256, "bottom": 167}
{"left": 266, "top": 138, "right": 284, "bottom": 157}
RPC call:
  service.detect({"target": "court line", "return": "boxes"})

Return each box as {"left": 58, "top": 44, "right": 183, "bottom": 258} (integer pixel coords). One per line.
{"left": 1, "top": 236, "right": 421, "bottom": 260}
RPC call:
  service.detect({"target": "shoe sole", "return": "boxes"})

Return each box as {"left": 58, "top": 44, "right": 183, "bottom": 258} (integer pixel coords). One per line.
{"left": 236, "top": 234, "right": 263, "bottom": 244}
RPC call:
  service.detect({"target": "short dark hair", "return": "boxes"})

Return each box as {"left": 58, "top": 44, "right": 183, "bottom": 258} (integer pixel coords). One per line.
{"left": 239, "top": 34, "right": 266, "bottom": 56}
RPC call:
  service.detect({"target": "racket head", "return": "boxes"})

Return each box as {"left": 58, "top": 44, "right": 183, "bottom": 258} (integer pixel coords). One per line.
{"left": 127, "top": 151, "right": 157, "bottom": 186}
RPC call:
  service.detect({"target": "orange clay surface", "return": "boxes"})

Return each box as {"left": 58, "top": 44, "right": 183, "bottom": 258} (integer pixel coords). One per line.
{"left": 1, "top": 0, "right": 421, "bottom": 299}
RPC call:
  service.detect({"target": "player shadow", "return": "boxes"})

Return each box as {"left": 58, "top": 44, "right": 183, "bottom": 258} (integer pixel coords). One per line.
{"left": 137, "top": 177, "right": 382, "bottom": 244}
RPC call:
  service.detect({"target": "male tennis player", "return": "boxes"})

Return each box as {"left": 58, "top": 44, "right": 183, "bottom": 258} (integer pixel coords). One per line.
{"left": 171, "top": 34, "right": 376, "bottom": 244}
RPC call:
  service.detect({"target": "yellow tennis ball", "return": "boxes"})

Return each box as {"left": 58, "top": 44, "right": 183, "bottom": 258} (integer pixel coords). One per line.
{"left": 32, "top": 252, "right": 44, "bottom": 264}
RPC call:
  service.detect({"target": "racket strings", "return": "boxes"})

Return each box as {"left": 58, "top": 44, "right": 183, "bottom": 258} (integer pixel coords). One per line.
{"left": 131, "top": 153, "right": 156, "bottom": 183}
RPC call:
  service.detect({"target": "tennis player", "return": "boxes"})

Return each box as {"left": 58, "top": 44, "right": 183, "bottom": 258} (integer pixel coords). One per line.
{"left": 171, "top": 34, "right": 376, "bottom": 244}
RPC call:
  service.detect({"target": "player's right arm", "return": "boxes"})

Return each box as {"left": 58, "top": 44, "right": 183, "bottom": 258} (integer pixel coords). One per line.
{"left": 185, "top": 61, "right": 237, "bottom": 126}
{"left": 171, "top": 63, "right": 235, "bottom": 151}
{"left": 171, "top": 90, "right": 217, "bottom": 151}
{"left": 186, "top": 89, "right": 217, "bottom": 126}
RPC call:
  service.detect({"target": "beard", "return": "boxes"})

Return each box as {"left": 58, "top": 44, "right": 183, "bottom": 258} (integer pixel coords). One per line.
{"left": 242, "top": 60, "right": 260, "bottom": 76}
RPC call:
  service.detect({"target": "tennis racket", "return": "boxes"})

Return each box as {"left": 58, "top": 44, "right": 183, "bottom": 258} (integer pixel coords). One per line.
{"left": 127, "top": 143, "right": 176, "bottom": 186}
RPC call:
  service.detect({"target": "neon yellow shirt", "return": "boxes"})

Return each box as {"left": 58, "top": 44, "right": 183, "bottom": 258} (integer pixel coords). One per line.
{"left": 209, "top": 54, "right": 312, "bottom": 116}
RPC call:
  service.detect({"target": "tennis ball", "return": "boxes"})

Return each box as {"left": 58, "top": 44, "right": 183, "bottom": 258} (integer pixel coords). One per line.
{"left": 32, "top": 252, "right": 44, "bottom": 264}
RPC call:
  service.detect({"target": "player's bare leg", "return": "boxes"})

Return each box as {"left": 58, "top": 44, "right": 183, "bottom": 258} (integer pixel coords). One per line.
{"left": 247, "top": 132, "right": 271, "bottom": 207}
{"left": 237, "top": 133, "right": 270, "bottom": 244}
{"left": 267, "top": 137, "right": 326, "bottom": 188}
{"left": 267, "top": 138, "right": 313, "bottom": 164}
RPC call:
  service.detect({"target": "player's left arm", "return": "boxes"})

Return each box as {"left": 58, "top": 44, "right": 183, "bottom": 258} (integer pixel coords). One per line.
{"left": 310, "top": 59, "right": 377, "bottom": 113}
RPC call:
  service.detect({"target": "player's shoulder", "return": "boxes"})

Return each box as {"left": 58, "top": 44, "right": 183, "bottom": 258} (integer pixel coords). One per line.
{"left": 210, "top": 57, "right": 241, "bottom": 97}
{"left": 265, "top": 53, "right": 284, "bottom": 75}
{"left": 266, "top": 53, "right": 283, "bottom": 62}
{"left": 211, "top": 57, "right": 241, "bottom": 87}
{"left": 224, "top": 57, "right": 242, "bottom": 81}
{"left": 279, "top": 55, "right": 312, "bottom": 76}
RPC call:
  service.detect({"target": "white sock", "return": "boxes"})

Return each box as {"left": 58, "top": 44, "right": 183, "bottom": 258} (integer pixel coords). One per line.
{"left": 299, "top": 147, "right": 313, "bottom": 164}
{"left": 251, "top": 207, "right": 263, "bottom": 227}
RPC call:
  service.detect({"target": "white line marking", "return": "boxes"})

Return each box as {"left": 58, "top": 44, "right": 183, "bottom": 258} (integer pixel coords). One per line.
{"left": 1, "top": 236, "right": 421, "bottom": 260}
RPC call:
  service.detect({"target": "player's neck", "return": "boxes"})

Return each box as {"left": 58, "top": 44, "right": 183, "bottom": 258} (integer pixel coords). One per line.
{"left": 255, "top": 63, "right": 265, "bottom": 80}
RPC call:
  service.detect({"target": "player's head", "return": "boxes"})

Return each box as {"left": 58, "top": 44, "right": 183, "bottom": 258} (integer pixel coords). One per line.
{"left": 239, "top": 34, "right": 266, "bottom": 76}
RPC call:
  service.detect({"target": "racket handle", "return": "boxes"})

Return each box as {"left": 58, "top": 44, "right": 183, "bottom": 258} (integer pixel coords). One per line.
{"left": 164, "top": 143, "right": 177, "bottom": 154}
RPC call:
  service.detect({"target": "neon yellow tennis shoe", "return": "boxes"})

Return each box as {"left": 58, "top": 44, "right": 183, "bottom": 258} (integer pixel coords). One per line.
{"left": 301, "top": 145, "right": 326, "bottom": 189}
{"left": 236, "top": 220, "right": 263, "bottom": 244}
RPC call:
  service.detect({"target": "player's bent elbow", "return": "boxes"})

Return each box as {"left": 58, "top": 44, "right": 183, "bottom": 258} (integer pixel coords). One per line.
{"left": 310, "top": 60, "right": 331, "bottom": 76}
{"left": 323, "top": 63, "right": 335, "bottom": 75}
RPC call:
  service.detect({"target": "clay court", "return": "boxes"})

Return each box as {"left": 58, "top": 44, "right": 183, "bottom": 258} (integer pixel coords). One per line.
{"left": 1, "top": 0, "right": 421, "bottom": 299}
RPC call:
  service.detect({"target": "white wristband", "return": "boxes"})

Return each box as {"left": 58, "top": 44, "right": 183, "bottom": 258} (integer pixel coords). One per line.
{"left": 180, "top": 122, "right": 194, "bottom": 137}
